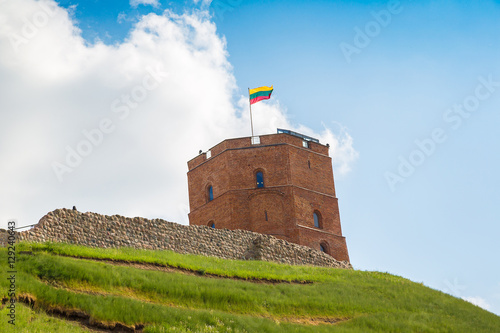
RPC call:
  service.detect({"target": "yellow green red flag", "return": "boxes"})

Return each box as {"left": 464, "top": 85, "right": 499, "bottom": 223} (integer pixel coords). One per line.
{"left": 249, "top": 86, "right": 273, "bottom": 105}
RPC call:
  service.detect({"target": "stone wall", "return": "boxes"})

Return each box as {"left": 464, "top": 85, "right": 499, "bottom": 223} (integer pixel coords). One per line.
{"left": 12, "top": 208, "right": 351, "bottom": 269}
{"left": 0, "top": 229, "right": 11, "bottom": 247}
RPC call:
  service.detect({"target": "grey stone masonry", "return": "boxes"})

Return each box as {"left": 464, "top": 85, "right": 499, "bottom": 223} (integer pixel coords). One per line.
{"left": 10, "top": 208, "right": 351, "bottom": 269}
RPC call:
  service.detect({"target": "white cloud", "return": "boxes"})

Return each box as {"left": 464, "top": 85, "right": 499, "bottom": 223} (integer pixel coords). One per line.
{"left": 130, "top": 0, "right": 160, "bottom": 8}
{"left": 0, "top": 0, "right": 357, "bottom": 229}
{"left": 193, "top": 0, "right": 213, "bottom": 6}
{"left": 117, "top": 12, "right": 128, "bottom": 24}
{"left": 463, "top": 296, "right": 491, "bottom": 311}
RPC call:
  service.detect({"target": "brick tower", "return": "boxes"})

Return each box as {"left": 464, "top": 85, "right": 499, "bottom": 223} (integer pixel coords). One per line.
{"left": 187, "top": 129, "right": 349, "bottom": 262}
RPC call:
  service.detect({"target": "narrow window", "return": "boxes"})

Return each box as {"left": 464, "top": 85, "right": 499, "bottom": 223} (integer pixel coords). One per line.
{"left": 308, "top": 160, "right": 311, "bottom": 169}
{"left": 320, "top": 244, "right": 326, "bottom": 252}
{"left": 207, "top": 185, "right": 214, "bottom": 202}
{"left": 256, "top": 171, "right": 264, "bottom": 188}
{"left": 313, "top": 211, "right": 322, "bottom": 228}
{"left": 265, "top": 210, "right": 268, "bottom": 221}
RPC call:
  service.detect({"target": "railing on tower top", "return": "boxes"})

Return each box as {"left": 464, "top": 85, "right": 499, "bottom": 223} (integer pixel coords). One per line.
{"left": 277, "top": 128, "right": 320, "bottom": 143}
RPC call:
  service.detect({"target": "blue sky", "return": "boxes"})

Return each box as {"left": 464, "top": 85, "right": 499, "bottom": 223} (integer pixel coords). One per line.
{"left": 1, "top": 0, "right": 499, "bottom": 316}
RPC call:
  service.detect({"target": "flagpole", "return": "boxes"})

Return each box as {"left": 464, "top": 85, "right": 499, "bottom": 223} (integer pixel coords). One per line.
{"left": 248, "top": 88, "right": 254, "bottom": 137}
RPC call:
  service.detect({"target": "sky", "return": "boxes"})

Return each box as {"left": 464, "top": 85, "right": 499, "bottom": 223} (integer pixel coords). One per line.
{"left": 0, "top": 0, "right": 499, "bottom": 316}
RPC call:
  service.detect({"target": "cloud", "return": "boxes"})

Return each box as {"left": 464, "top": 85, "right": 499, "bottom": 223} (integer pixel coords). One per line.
{"left": 117, "top": 12, "right": 128, "bottom": 24}
{"left": 193, "top": 0, "right": 213, "bottom": 6}
{"left": 463, "top": 296, "right": 491, "bottom": 311}
{"left": 0, "top": 0, "right": 357, "bottom": 229}
{"left": 130, "top": 0, "right": 160, "bottom": 8}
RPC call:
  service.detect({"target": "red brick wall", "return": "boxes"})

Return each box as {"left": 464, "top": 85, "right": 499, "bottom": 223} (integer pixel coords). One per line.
{"left": 292, "top": 187, "right": 342, "bottom": 235}
{"left": 187, "top": 132, "right": 349, "bottom": 262}
{"left": 296, "top": 226, "right": 350, "bottom": 262}
{"left": 187, "top": 154, "right": 231, "bottom": 211}
{"left": 188, "top": 191, "right": 235, "bottom": 229}
{"left": 288, "top": 148, "right": 336, "bottom": 196}
{"left": 188, "top": 187, "right": 295, "bottom": 241}
{"left": 247, "top": 187, "right": 299, "bottom": 242}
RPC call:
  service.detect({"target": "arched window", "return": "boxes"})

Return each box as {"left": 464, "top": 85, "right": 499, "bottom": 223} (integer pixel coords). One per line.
{"left": 313, "top": 211, "right": 322, "bottom": 228}
{"left": 207, "top": 185, "right": 214, "bottom": 202}
{"left": 256, "top": 171, "right": 264, "bottom": 188}
{"left": 208, "top": 221, "right": 215, "bottom": 228}
{"left": 320, "top": 242, "right": 329, "bottom": 254}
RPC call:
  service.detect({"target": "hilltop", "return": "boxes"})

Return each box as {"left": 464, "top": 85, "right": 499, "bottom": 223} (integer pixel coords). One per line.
{"left": 1, "top": 242, "right": 499, "bottom": 332}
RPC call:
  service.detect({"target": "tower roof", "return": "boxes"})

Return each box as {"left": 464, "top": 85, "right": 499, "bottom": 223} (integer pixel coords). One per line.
{"left": 188, "top": 130, "right": 330, "bottom": 171}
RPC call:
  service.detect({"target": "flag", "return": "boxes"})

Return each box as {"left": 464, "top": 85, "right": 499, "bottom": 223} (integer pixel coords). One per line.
{"left": 249, "top": 86, "right": 273, "bottom": 105}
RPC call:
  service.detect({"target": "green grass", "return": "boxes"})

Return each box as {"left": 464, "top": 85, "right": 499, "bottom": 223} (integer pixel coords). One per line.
{"left": 0, "top": 242, "right": 498, "bottom": 332}
{"left": 22, "top": 242, "right": 336, "bottom": 282}
{"left": 0, "top": 302, "right": 92, "bottom": 333}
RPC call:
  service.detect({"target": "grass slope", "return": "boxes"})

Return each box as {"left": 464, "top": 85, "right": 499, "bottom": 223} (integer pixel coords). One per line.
{"left": 0, "top": 242, "right": 498, "bottom": 332}
{"left": 0, "top": 303, "right": 90, "bottom": 333}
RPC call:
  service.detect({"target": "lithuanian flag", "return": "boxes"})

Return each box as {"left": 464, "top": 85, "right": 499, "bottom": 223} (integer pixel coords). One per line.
{"left": 249, "top": 86, "right": 273, "bottom": 105}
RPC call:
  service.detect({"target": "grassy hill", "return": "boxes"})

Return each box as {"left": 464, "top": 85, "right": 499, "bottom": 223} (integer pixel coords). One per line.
{"left": 1, "top": 242, "right": 499, "bottom": 332}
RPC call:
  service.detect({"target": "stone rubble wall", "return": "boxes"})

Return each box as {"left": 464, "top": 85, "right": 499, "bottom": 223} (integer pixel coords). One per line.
{"left": 11, "top": 208, "right": 351, "bottom": 269}
{"left": 0, "top": 229, "right": 11, "bottom": 247}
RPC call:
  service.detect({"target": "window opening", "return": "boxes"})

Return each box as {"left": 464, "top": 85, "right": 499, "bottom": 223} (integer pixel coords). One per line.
{"left": 314, "top": 211, "right": 321, "bottom": 228}
{"left": 256, "top": 171, "right": 264, "bottom": 188}
{"left": 207, "top": 186, "right": 214, "bottom": 202}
